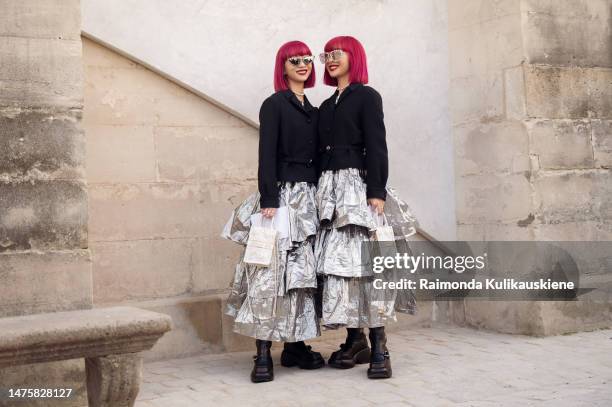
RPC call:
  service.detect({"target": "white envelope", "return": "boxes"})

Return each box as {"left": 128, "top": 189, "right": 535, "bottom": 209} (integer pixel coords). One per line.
{"left": 250, "top": 206, "right": 290, "bottom": 239}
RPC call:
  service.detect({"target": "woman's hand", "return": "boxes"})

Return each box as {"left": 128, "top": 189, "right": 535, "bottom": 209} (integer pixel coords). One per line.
{"left": 367, "top": 198, "right": 385, "bottom": 215}
{"left": 261, "top": 208, "right": 277, "bottom": 218}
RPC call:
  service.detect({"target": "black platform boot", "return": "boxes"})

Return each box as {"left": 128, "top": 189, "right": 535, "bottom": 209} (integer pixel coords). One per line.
{"left": 328, "top": 328, "right": 371, "bottom": 369}
{"left": 251, "top": 339, "right": 273, "bottom": 383}
{"left": 280, "top": 341, "right": 325, "bottom": 369}
{"left": 367, "top": 327, "right": 392, "bottom": 379}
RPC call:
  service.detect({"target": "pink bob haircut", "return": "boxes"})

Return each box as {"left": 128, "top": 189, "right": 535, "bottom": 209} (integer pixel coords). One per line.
{"left": 273, "top": 41, "right": 316, "bottom": 92}
{"left": 323, "top": 35, "right": 369, "bottom": 86}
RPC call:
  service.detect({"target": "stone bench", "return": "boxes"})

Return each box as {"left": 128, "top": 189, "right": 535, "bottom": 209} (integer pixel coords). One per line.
{"left": 0, "top": 306, "right": 172, "bottom": 407}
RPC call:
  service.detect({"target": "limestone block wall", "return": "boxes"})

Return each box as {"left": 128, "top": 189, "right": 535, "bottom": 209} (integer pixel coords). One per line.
{"left": 0, "top": 1, "right": 91, "bottom": 404}
{"left": 521, "top": 0, "right": 612, "bottom": 241}
{"left": 519, "top": 0, "right": 612, "bottom": 335}
{"left": 82, "top": 38, "right": 259, "bottom": 357}
{"left": 0, "top": 0, "right": 92, "bottom": 318}
{"left": 449, "top": 0, "right": 612, "bottom": 335}
{"left": 449, "top": 0, "right": 531, "bottom": 240}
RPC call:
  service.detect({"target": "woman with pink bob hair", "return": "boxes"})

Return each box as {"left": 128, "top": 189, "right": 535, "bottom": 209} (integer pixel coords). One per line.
{"left": 221, "top": 41, "right": 324, "bottom": 383}
{"left": 314, "top": 35, "right": 419, "bottom": 379}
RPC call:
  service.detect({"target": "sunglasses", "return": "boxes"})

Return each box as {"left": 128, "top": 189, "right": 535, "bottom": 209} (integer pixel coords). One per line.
{"left": 318, "top": 49, "right": 345, "bottom": 64}
{"left": 287, "top": 55, "right": 314, "bottom": 66}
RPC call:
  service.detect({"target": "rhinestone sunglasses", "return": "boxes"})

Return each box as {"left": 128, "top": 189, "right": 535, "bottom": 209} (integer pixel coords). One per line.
{"left": 287, "top": 55, "right": 314, "bottom": 66}
{"left": 318, "top": 49, "right": 345, "bottom": 63}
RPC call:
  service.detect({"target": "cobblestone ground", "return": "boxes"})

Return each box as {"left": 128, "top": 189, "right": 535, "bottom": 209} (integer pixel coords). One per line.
{"left": 136, "top": 325, "right": 611, "bottom": 406}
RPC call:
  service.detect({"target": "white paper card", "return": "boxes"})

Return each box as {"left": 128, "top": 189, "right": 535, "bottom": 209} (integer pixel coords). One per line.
{"left": 250, "top": 206, "right": 289, "bottom": 239}
{"left": 370, "top": 206, "right": 395, "bottom": 242}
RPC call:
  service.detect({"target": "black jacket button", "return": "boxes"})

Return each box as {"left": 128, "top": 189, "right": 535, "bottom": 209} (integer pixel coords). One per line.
{"left": 307, "top": 118, "right": 312, "bottom": 123}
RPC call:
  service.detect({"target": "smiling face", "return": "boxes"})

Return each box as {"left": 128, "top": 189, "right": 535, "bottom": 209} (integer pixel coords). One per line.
{"left": 325, "top": 49, "right": 349, "bottom": 79}
{"left": 284, "top": 55, "right": 313, "bottom": 84}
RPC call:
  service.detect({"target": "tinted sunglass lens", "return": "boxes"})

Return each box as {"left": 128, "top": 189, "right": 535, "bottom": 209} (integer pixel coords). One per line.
{"left": 288, "top": 58, "right": 299, "bottom": 66}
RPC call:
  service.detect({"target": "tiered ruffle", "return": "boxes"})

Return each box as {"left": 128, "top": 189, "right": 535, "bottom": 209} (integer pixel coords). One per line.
{"left": 221, "top": 182, "right": 320, "bottom": 342}
{"left": 315, "top": 168, "right": 419, "bottom": 329}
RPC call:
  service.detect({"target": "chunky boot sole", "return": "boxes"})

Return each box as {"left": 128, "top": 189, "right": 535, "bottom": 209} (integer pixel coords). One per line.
{"left": 367, "top": 359, "right": 392, "bottom": 379}
{"left": 251, "top": 365, "right": 274, "bottom": 383}
{"left": 328, "top": 347, "right": 371, "bottom": 369}
{"left": 280, "top": 350, "right": 325, "bottom": 369}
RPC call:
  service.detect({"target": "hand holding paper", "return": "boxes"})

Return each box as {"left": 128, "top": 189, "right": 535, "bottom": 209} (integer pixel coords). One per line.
{"left": 250, "top": 206, "right": 290, "bottom": 239}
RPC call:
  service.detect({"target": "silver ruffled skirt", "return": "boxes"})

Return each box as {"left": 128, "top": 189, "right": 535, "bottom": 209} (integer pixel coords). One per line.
{"left": 315, "top": 168, "right": 419, "bottom": 329}
{"left": 221, "top": 182, "right": 321, "bottom": 342}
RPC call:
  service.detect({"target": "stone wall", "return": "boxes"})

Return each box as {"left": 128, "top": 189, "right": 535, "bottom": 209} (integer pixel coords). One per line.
{"left": 0, "top": 0, "right": 91, "bottom": 317}
{"left": 449, "top": 0, "right": 612, "bottom": 335}
{"left": 82, "top": 37, "right": 259, "bottom": 358}
{"left": 449, "top": 0, "right": 530, "bottom": 240}
{"left": 0, "top": 1, "right": 90, "bottom": 404}
{"left": 520, "top": 0, "right": 612, "bottom": 335}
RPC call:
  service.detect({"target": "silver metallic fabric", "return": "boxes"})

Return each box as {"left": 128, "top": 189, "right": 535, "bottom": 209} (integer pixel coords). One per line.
{"left": 321, "top": 274, "right": 396, "bottom": 329}
{"left": 221, "top": 182, "right": 318, "bottom": 251}
{"left": 316, "top": 168, "right": 378, "bottom": 231}
{"left": 221, "top": 182, "right": 321, "bottom": 342}
{"left": 314, "top": 224, "right": 374, "bottom": 278}
{"left": 315, "top": 168, "right": 419, "bottom": 328}
{"left": 384, "top": 186, "right": 419, "bottom": 240}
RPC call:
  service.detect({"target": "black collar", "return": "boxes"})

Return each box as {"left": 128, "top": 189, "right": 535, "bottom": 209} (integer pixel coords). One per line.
{"left": 282, "top": 89, "right": 314, "bottom": 113}
{"left": 333, "top": 82, "right": 363, "bottom": 106}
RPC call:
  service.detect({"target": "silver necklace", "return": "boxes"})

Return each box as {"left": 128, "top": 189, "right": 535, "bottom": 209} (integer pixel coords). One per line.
{"left": 335, "top": 84, "right": 349, "bottom": 104}
{"left": 292, "top": 91, "right": 305, "bottom": 105}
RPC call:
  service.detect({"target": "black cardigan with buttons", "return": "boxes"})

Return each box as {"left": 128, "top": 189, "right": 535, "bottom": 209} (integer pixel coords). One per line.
{"left": 258, "top": 89, "right": 318, "bottom": 208}
{"left": 317, "top": 83, "right": 388, "bottom": 201}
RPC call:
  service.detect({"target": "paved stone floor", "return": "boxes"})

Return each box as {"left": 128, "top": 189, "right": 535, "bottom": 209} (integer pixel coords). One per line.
{"left": 136, "top": 325, "right": 611, "bottom": 406}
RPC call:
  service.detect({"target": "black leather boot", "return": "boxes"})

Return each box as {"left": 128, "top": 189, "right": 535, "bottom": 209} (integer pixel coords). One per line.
{"left": 328, "top": 328, "right": 371, "bottom": 369}
{"left": 367, "top": 327, "right": 392, "bottom": 379}
{"left": 280, "top": 341, "right": 325, "bottom": 369}
{"left": 251, "top": 339, "right": 273, "bottom": 383}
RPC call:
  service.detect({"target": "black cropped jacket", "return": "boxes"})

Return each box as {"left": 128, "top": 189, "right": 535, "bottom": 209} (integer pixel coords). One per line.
{"left": 317, "top": 83, "right": 388, "bottom": 200}
{"left": 258, "top": 90, "right": 318, "bottom": 208}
